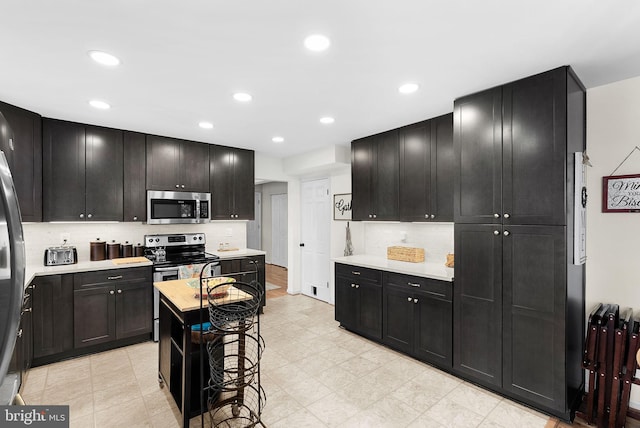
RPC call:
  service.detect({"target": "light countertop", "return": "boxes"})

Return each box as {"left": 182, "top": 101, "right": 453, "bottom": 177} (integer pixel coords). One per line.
{"left": 332, "top": 254, "right": 454, "bottom": 282}
{"left": 206, "top": 248, "right": 266, "bottom": 259}
{"left": 154, "top": 278, "right": 251, "bottom": 312}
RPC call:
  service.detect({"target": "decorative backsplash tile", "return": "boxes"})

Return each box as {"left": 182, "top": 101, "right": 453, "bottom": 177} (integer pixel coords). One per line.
{"left": 363, "top": 222, "right": 454, "bottom": 264}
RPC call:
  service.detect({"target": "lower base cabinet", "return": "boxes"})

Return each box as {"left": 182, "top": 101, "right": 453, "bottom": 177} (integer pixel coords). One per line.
{"left": 220, "top": 255, "right": 266, "bottom": 309}
{"left": 32, "top": 275, "right": 74, "bottom": 360}
{"left": 383, "top": 272, "right": 452, "bottom": 368}
{"left": 335, "top": 264, "right": 382, "bottom": 340}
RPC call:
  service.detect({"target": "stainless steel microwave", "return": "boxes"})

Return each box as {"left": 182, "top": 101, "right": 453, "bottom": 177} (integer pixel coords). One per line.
{"left": 146, "top": 190, "right": 211, "bottom": 224}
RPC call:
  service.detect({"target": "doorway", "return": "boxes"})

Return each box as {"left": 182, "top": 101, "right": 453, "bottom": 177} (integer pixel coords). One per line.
{"left": 300, "top": 178, "right": 330, "bottom": 302}
{"left": 271, "top": 193, "right": 288, "bottom": 268}
{"left": 247, "top": 191, "right": 261, "bottom": 250}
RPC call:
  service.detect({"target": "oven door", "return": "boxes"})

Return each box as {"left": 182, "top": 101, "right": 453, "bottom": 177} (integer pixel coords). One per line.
{"left": 152, "top": 266, "right": 179, "bottom": 341}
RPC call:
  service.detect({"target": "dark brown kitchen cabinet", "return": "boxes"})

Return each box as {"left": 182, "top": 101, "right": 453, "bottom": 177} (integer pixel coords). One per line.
{"left": 43, "top": 119, "right": 123, "bottom": 221}
{"left": 219, "top": 255, "right": 265, "bottom": 309}
{"left": 0, "top": 101, "right": 42, "bottom": 222}
{"left": 31, "top": 275, "right": 74, "bottom": 361}
{"left": 351, "top": 130, "right": 399, "bottom": 221}
{"left": 123, "top": 131, "right": 146, "bottom": 222}
{"left": 383, "top": 272, "right": 452, "bottom": 368}
{"left": 146, "top": 135, "right": 210, "bottom": 192}
{"left": 452, "top": 66, "right": 585, "bottom": 421}
{"left": 210, "top": 145, "right": 255, "bottom": 220}
{"left": 335, "top": 263, "right": 382, "bottom": 340}
{"left": 73, "top": 267, "right": 152, "bottom": 348}
{"left": 399, "top": 113, "right": 454, "bottom": 222}
{"left": 454, "top": 68, "right": 567, "bottom": 225}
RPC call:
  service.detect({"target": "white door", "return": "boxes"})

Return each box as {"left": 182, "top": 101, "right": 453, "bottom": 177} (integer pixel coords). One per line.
{"left": 271, "top": 193, "right": 288, "bottom": 267}
{"left": 300, "top": 178, "right": 330, "bottom": 302}
{"left": 247, "top": 192, "right": 261, "bottom": 250}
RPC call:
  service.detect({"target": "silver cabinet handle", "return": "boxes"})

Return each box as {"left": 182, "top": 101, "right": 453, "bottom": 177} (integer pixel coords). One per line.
{"left": 87, "top": 213, "right": 93, "bottom": 219}
{"left": 373, "top": 214, "right": 377, "bottom": 218}
{"left": 109, "top": 290, "right": 115, "bottom": 295}
{"left": 22, "top": 307, "right": 32, "bottom": 313}
{"left": 369, "top": 214, "right": 373, "bottom": 218}
{"left": 494, "top": 230, "right": 500, "bottom": 235}
{"left": 133, "top": 216, "right": 138, "bottom": 221}
{"left": 503, "top": 230, "right": 510, "bottom": 236}
{"left": 494, "top": 213, "right": 500, "bottom": 218}
{"left": 503, "top": 213, "right": 510, "bottom": 219}
{"left": 351, "top": 271, "right": 361, "bottom": 275}
{"left": 117, "top": 289, "right": 122, "bottom": 294}
{"left": 430, "top": 214, "right": 435, "bottom": 219}
{"left": 351, "top": 283, "right": 356, "bottom": 288}
{"left": 424, "top": 214, "right": 429, "bottom": 218}
{"left": 230, "top": 214, "right": 234, "bottom": 218}
{"left": 107, "top": 275, "right": 123, "bottom": 280}
{"left": 181, "top": 184, "right": 185, "bottom": 188}
{"left": 79, "top": 213, "right": 85, "bottom": 219}
{"left": 407, "top": 297, "right": 412, "bottom": 302}
{"left": 175, "top": 184, "right": 180, "bottom": 188}
{"left": 355, "top": 284, "right": 360, "bottom": 289}
{"left": 408, "top": 282, "right": 420, "bottom": 287}
{"left": 17, "top": 329, "right": 22, "bottom": 338}
{"left": 413, "top": 298, "right": 418, "bottom": 304}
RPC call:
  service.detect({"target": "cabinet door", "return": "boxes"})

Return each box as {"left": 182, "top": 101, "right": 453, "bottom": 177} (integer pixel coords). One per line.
{"left": 180, "top": 140, "right": 210, "bottom": 192}
{"left": 123, "top": 132, "right": 146, "bottom": 222}
{"left": 357, "top": 281, "right": 382, "bottom": 340}
{"left": 232, "top": 148, "right": 255, "bottom": 219}
{"left": 351, "top": 137, "right": 374, "bottom": 220}
{"left": 453, "top": 224, "right": 502, "bottom": 387}
{"left": 43, "top": 119, "right": 86, "bottom": 221}
{"left": 414, "top": 289, "right": 452, "bottom": 367}
{"left": 146, "top": 135, "right": 180, "bottom": 191}
{"left": 74, "top": 284, "right": 116, "bottom": 348}
{"left": 431, "top": 113, "right": 454, "bottom": 222}
{"left": 382, "top": 285, "right": 414, "bottom": 353}
{"left": 0, "top": 101, "right": 42, "bottom": 222}
{"left": 32, "top": 275, "right": 74, "bottom": 359}
{"left": 335, "top": 275, "right": 357, "bottom": 329}
{"left": 210, "top": 145, "right": 234, "bottom": 219}
{"left": 116, "top": 280, "right": 152, "bottom": 339}
{"left": 373, "top": 130, "right": 399, "bottom": 220}
{"left": 85, "top": 126, "right": 123, "bottom": 221}
{"left": 502, "top": 70, "right": 566, "bottom": 226}
{"left": 399, "top": 121, "right": 431, "bottom": 222}
{"left": 454, "top": 88, "right": 502, "bottom": 224}
{"left": 502, "top": 225, "right": 566, "bottom": 410}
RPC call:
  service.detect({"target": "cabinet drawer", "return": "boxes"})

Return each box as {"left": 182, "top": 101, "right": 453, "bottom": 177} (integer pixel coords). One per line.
{"left": 74, "top": 267, "right": 152, "bottom": 289}
{"left": 335, "top": 263, "right": 381, "bottom": 284}
{"left": 384, "top": 272, "right": 452, "bottom": 301}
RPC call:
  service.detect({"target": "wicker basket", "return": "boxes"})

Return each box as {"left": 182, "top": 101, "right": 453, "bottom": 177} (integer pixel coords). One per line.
{"left": 387, "top": 246, "right": 425, "bottom": 263}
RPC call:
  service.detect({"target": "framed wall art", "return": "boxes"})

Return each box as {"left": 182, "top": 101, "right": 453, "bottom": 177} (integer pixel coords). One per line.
{"left": 602, "top": 174, "right": 640, "bottom": 212}
{"left": 333, "top": 193, "right": 352, "bottom": 220}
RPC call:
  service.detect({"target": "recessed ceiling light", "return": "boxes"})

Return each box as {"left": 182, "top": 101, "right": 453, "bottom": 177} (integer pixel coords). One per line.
{"left": 89, "top": 100, "right": 110, "bottom": 110}
{"left": 272, "top": 136, "right": 284, "bottom": 143}
{"left": 88, "top": 50, "right": 120, "bottom": 67}
{"left": 199, "top": 121, "right": 214, "bottom": 129}
{"left": 320, "top": 116, "right": 335, "bottom": 125}
{"left": 233, "top": 92, "right": 252, "bottom": 102}
{"left": 304, "top": 34, "right": 331, "bottom": 52}
{"left": 398, "top": 83, "right": 419, "bottom": 94}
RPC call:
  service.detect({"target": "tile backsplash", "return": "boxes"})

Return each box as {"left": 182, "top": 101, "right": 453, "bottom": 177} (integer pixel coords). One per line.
{"left": 23, "top": 222, "right": 247, "bottom": 266}
{"left": 363, "top": 222, "right": 454, "bottom": 264}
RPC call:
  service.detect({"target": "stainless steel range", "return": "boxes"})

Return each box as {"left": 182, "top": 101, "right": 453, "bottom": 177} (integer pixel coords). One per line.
{"left": 145, "top": 233, "right": 220, "bottom": 341}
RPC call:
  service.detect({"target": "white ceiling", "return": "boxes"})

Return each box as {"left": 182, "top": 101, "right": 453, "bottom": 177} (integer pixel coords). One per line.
{"left": 1, "top": 1, "right": 640, "bottom": 159}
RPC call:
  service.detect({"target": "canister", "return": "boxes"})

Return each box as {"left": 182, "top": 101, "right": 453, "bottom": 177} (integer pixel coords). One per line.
{"left": 107, "top": 240, "right": 121, "bottom": 259}
{"left": 122, "top": 241, "right": 133, "bottom": 258}
{"left": 134, "top": 243, "right": 145, "bottom": 257}
{"left": 90, "top": 239, "right": 107, "bottom": 261}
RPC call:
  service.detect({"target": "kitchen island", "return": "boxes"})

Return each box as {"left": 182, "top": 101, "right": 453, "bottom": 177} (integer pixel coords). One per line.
{"left": 155, "top": 278, "right": 253, "bottom": 428}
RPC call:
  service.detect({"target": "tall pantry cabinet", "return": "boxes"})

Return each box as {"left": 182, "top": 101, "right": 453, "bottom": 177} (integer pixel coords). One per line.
{"left": 453, "top": 66, "right": 585, "bottom": 420}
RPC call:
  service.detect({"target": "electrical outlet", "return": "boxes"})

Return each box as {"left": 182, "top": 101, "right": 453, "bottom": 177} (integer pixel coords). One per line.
{"left": 225, "top": 228, "right": 233, "bottom": 237}
{"left": 60, "top": 233, "right": 70, "bottom": 244}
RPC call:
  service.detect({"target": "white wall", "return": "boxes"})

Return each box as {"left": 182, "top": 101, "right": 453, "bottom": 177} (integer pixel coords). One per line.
{"left": 587, "top": 74, "right": 640, "bottom": 407}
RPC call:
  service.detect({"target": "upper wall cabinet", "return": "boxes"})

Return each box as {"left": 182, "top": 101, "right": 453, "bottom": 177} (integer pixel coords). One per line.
{"left": 454, "top": 69, "right": 567, "bottom": 225}
{"left": 146, "top": 136, "right": 210, "bottom": 193}
{"left": 210, "top": 145, "right": 255, "bottom": 220}
{"left": 0, "top": 101, "right": 42, "bottom": 222}
{"left": 351, "top": 130, "right": 399, "bottom": 221}
{"left": 43, "top": 119, "right": 124, "bottom": 222}
{"left": 123, "top": 131, "right": 146, "bottom": 222}
{"left": 399, "top": 113, "right": 454, "bottom": 222}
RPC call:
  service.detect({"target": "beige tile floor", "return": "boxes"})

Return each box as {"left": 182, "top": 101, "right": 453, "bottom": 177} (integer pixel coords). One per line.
{"left": 18, "top": 293, "right": 605, "bottom": 427}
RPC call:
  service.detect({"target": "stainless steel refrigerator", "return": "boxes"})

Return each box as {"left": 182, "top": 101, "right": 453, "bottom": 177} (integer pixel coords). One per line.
{"left": 0, "top": 111, "right": 26, "bottom": 404}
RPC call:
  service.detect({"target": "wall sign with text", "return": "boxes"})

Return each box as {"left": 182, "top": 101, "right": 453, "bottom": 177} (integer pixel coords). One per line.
{"left": 333, "top": 193, "right": 352, "bottom": 220}
{"left": 602, "top": 174, "right": 640, "bottom": 212}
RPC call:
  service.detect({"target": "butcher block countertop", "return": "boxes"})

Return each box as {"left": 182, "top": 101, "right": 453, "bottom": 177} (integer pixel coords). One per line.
{"left": 154, "top": 278, "right": 251, "bottom": 312}
{"left": 332, "top": 254, "right": 454, "bottom": 282}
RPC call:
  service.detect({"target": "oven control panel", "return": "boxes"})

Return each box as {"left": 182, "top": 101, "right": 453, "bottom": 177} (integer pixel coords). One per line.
{"left": 144, "top": 233, "right": 206, "bottom": 247}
